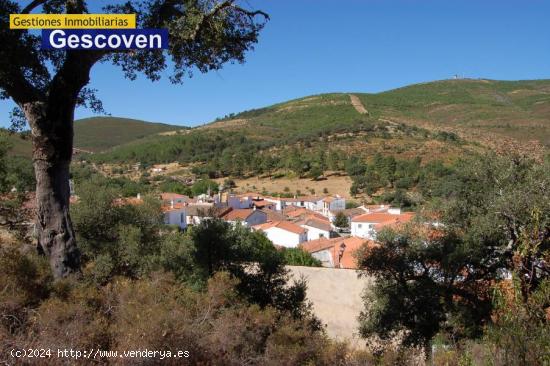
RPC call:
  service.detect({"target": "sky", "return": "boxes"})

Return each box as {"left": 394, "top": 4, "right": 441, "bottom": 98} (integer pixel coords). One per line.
{"left": 2, "top": 0, "right": 550, "bottom": 128}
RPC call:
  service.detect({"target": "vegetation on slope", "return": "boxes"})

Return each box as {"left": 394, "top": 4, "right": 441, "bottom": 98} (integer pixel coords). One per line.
{"left": 358, "top": 78, "right": 550, "bottom": 147}
{"left": 74, "top": 117, "right": 184, "bottom": 152}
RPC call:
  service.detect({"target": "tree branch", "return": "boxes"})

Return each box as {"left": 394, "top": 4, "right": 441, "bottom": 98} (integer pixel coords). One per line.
{"left": 21, "top": 0, "right": 48, "bottom": 14}
{"left": 188, "top": 1, "right": 269, "bottom": 42}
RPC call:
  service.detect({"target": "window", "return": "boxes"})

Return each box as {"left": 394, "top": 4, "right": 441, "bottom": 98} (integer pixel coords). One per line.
{"left": 358, "top": 224, "right": 362, "bottom": 228}
{"left": 319, "top": 233, "right": 324, "bottom": 238}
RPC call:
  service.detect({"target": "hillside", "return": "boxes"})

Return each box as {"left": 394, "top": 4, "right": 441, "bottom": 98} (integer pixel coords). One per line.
{"left": 74, "top": 117, "right": 184, "bottom": 152}
{"left": 3, "top": 132, "right": 32, "bottom": 157}
{"left": 203, "top": 79, "right": 549, "bottom": 149}
{"left": 93, "top": 79, "right": 550, "bottom": 171}
{"left": 4, "top": 117, "right": 185, "bottom": 157}
{"left": 357, "top": 79, "right": 550, "bottom": 149}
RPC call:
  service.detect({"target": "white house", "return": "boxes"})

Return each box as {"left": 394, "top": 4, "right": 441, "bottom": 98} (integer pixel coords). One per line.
{"left": 263, "top": 196, "right": 286, "bottom": 211}
{"left": 298, "top": 217, "right": 333, "bottom": 241}
{"left": 162, "top": 203, "right": 187, "bottom": 230}
{"left": 321, "top": 195, "right": 346, "bottom": 216}
{"left": 285, "top": 196, "right": 324, "bottom": 211}
{"left": 227, "top": 194, "right": 253, "bottom": 209}
{"left": 253, "top": 221, "right": 308, "bottom": 248}
{"left": 351, "top": 211, "right": 415, "bottom": 239}
{"left": 221, "top": 208, "right": 267, "bottom": 227}
{"left": 185, "top": 204, "right": 221, "bottom": 226}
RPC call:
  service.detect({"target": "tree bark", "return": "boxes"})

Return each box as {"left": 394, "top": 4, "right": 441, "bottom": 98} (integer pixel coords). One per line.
{"left": 24, "top": 101, "right": 80, "bottom": 278}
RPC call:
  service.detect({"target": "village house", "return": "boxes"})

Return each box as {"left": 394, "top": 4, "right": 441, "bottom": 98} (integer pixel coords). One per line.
{"left": 300, "top": 236, "right": 374, "bottom": 269}
{"left": 162, "top": 202, "right": 187, "bottom": 230}
{"left": 185, "top": 204, "right": 223, "bottom": 226}
{"left": 221, "top": 208, "right": 267, "bottom": 227}
{"left": 320, "top": 195, "right": 346, "bottom": 216}
{"left": 263, "top": 196, "right": 286, "bottom": 211}
{"left": 351, "top": 211, "right": 415, "bottom": 239}
{"left": 284, "top": 206, "right": 328, "bottom": 222}
{"left": 297, "top": 216, "right": 334, "bottom": 241}
{"left": 227, "top": 193, "right": 254, "bottom": 209}
{"left": 285, "top": 196, "right": 324, "bottom": 211}
{"left": 253, "top": 221, "right": 308, "bottom": 248}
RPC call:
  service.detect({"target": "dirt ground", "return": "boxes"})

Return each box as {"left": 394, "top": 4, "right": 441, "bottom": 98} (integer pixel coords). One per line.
{"left": 216, "top": 175, "right": 353, "bottom": 198}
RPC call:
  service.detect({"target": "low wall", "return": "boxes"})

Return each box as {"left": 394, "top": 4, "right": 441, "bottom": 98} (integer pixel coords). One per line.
{"left": 286, "top": 265, "right": 373, "bottom": 348}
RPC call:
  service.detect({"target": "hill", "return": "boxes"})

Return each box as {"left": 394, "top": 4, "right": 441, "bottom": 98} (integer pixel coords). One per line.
{"left": 357, "top": 79, "right": 550, "bottom": 149}
{"left": 3, "top": 132, "right": 32, "bottom": 157}
{"left": 94, "top": 79, "right": 550, "bottom": 171}
{"left": 74, "top": 117, "right": 184, "bottom": 152}
{"left": 202, "top": 79, "right": 549, "bottom": 149}
{"left": 4, "top": 117, "right": 185, "bottom": 158}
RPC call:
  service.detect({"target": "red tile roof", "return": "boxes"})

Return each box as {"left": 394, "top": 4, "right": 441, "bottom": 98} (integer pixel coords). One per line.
{"left": 352, "top": 212, "right": 415, "bottom": 224}
{"left": 253, "top": 220, "right": 306, "bottom": 235}
{"left": 300, "top": 236, "right": 376, "bottom": 269}
{"left": 299, "top": 216, "right": 332, "bottom": 232}
{"left": 221, "top": 208, "right": 256, "bottom": 221}
{"left": 161, "top": 202, "right": 187, "bottom": 212}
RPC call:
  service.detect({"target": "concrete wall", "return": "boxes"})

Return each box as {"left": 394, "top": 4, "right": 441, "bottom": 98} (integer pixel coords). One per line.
{"left": 286, "top": 265, "right": 373, "bottom": 348}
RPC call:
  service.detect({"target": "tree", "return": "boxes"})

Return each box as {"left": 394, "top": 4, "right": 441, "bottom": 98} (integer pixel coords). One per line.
{"left": 0, "top": 0, "right": 268, "bottom": 278}
{"left": 333, "top": 211, "right": 349, "bottom": 230}
{"left": 191, "top": 178, "right": 219, "bottom": 197}
{"left": 308, "top": 165, "right": 323, "bottom": 181}
{"left": 281, "top": 247, "right": 322, "bottom": 267}
{"left": 357, "top": 154, "right": 550, "bottom": 353}
{"left": 189, "top": 219, "right": 312, "bottom": 318}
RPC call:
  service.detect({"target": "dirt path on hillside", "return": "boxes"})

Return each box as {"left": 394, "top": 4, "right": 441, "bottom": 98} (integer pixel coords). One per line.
{"left": 349, "top": 94, "right": 369, "bottom": 115}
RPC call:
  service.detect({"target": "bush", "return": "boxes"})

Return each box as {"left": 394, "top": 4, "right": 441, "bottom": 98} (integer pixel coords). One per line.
{"left": 281, "top": 248, "right": 322, "bottom": 267}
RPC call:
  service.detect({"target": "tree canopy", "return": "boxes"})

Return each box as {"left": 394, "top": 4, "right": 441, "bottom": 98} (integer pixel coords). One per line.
{"left": 357, "top": 153, "right": 550, "bottom": 351}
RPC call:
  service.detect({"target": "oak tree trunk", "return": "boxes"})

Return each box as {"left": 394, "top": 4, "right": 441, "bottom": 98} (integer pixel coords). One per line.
{"left": 25, "top": 101, "right": 80, "bottom": 278}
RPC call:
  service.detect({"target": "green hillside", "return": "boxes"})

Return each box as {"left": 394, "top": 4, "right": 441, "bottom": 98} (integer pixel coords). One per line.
{"left": 4, "top": 117, "right": 185, "bottom": 158}
{"left": 357, "top": 79, "right": 550, "bottom": 146}
{"left": 3, "top": 132, "right": 32, "bottom": 157}
{"left": 74, "top": 117, "right": 184, "bottom": 152}
{"left": 94, "top": 79, "right": 550, "bottom": 167}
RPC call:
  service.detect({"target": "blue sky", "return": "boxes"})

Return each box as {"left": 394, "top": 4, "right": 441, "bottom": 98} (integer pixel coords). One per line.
{"left": 2, "top": 0, "right": 550, "bottom": 128}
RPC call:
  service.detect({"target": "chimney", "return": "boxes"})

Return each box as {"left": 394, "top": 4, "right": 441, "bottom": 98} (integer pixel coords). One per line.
{"left": 170, "top": 199, "right": 174, "bottom": 208}
{"left": 137, "top": 193, "right": 141, "bottom": 200}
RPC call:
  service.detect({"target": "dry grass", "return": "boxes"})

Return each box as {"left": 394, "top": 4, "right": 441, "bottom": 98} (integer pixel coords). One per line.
{"left": 216, "top": 174, "right": 353, "bottom": 198}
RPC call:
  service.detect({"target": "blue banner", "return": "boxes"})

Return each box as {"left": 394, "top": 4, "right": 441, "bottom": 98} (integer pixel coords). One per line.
{"left": 41, "top": 29, "right": 169, "bottom": 50}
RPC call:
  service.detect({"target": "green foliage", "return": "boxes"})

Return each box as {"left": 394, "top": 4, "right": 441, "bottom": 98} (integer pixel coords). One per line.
{"left": 191, "top": 178, "right": 219, "bottom": 196}
{"left": 281, "top": 248, "right": 322, "bottom": 267}
{"left": 345, "top": 200, "right": 360, "bottom": 209}
{"left": 333, "top": 211, "right": 350, "bottom": 229}
{"left": 71, "top": 183, "right": 164, "bottom": 282}
{"left": 0, "top": 132, "right": 35, "bottom": 193}
{"left": 4, "top": 156, "right": 35, "bottom": 192}
{"left": 359, "top": 79, "right": 550, "bottom": 146}
{"left": 358, "top": 154, "right": 550, "bottom": 350}
{"left": 484, "top": 278, "right": 550, "bottom": 365}
{"left": 188, "top": 221, "right": 312, "bottom": 317}
{"left": 73, "top": 117, "right": 183, "bottom": 153}
{"left": 158, "top": 178, "right": 192, "bottom": 196}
